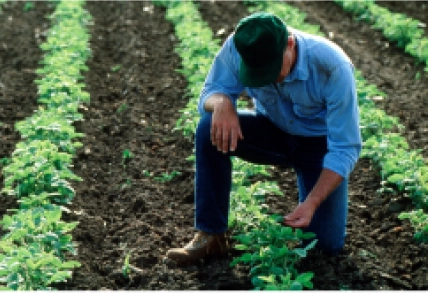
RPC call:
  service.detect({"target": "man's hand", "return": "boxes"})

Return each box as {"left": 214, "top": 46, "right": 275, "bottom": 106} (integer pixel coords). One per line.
{"left": 283, "top": 200, "right": 317, "bottom": 228}
{"left": 284, "top": 169, "right": 343, "bottom": 228}
{"left": 204, "top": 94, "right": 243, "bottom": 153}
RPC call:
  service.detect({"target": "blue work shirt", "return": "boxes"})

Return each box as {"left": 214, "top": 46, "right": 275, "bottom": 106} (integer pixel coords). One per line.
{"left": 198, "top": 28, "right": 362, "bottom": 178}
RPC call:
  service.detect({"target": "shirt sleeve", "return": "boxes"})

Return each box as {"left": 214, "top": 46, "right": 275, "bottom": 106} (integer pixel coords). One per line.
{"left": 322, "top": 63, "right": 362, "bottom": 178}
{"left": 198, "top": 35, "right": 245, "bottom": 116}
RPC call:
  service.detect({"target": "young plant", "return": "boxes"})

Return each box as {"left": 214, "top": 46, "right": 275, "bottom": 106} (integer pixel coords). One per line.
{"left": 23, "top": 1, "right": 34, "bottom": 11}
{"left": 122, "top": 149, "right": 134, "bottom": 166}
{"left": 111, "top": 65, "right": 122, "bottom": 72}
{"left": 121, "top": 249, "right": 134, "bottom": 279}
{"left": 0, "top": 241, "right": 80, "bottom": 290}
{"left": 154, "top": 171, "right": 181, "bottom": 183}
{"left": 120, "top": 178, "right": 132, "bottom": 190}
{"left": 231, "top": 223, "right": 317, "bottom": 290}
{"left": 15, "top": 109, "right": 84, "bottom": 154}
{"left": 0, "top": 207, "right": 78, "bottom": 258}
{"left": 399, "top": 209, "right": 428, "bottom": 242}
{"left": 2, "top": 140, "right": 81, "bottom": 204}
{"left": 117, "top": 103, "right": 129, "bottom": 114}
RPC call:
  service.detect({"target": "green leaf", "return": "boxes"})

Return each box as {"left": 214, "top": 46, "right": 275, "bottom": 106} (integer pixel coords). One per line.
{"left": 289, "top": 281, "right": 303, "bottom": 290}
{"left": 269, "top": 266, "right": 284, "bottom": 275}
{"left": 295, "top": 272, "right": 314, "bottom": 289}
{"left": 304, "top": 239, "right": 318, "bottom": 250}
{"left": 387, "top": 173, "right": 405, "bottom": 184}
{"left": 49, "top": 271, "right": 71, "bottom": 283}
{"left": 233, "top": 244, "right": 248, "bottom": 250}
{"left": 60, "top": 260, "right": 81, "bottom": 269}
{"left": 293, "top": 248, "right": 307, "bottom": 257}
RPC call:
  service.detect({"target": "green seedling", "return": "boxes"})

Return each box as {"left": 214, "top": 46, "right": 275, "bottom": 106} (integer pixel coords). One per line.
{"left": 359, "top": 249, "right": 377, "bottom": 259}
{"left": 23, "top": 1, "right": 34, "bottom": 11}
{"left": 2, "top": 140, "right": 82, "bottom": 204}
{"left": 117, "top": 103, "right": 129, "bottom": 113}
{"left": 415, "top": 72, "right": 421, "bottom": 80}
{"left": 111, "top": 65, "right": 122, "bottom": 72}
{"left": 399, "top": 209, "right": 428, "bottom": 242}
{"left": 154, "top": 171, "right": 181, "bottom": 182}
{"left": 122, "top": 149, "right": 134, "bottom": 166}
{"left": 122, "top": 249, "right": 134, "bottom": 279}
{"left": 142, "top": 170, "right": 152, "bottom": 177}
{"left": 120, "top": 178, "right": 132, "bottom": 190}
{"left": 0, "top": 240, "right": 80, "bottom": 290}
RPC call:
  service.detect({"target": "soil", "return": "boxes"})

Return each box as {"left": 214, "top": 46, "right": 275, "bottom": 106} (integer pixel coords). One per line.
{"left": 0, "top": 1, "right": 427, "bottom": 290}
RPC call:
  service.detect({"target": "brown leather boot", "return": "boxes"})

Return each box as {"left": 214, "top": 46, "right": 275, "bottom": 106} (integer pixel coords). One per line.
{"left": 166, "top": 231, "right": 229, "bottom": 265}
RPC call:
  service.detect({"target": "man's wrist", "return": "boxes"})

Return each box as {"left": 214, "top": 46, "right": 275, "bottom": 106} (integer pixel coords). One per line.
{"left": 305, "top": 194, "right": 322, "bottom": 210}
{"left": 204, "top": 94, "right": 232, "bottom": 112}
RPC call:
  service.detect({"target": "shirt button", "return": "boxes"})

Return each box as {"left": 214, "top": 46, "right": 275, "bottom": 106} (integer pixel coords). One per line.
{"left": 289, "top": 120, "right": 293, "bottom": 124}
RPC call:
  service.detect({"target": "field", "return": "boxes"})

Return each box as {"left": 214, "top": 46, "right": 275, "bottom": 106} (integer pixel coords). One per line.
{"left": 0, "top": 1, "right": 427, "bottom": 290}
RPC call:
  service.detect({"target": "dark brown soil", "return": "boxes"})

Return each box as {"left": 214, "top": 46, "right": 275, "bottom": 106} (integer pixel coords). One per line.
{"left": 0, "top": 1, "right": 427, "bottom": 290}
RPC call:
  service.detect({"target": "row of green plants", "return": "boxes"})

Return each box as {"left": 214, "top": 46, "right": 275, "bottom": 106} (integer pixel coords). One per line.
{"left": 335, "top": 0, "right": 428, "bottom": 74}
{"left": 154, "top": 0, "right": 317, "bottom": 290}
{"left": 0, "top": 1, "right": 91, "bottom": 289}
{"left": 248, "top": 0, "right": 428, "bottom": 242}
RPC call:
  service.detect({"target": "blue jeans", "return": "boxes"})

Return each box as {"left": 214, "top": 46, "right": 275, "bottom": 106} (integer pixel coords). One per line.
{"left": 194, "top": 110, "right": 348, "bottom": 255}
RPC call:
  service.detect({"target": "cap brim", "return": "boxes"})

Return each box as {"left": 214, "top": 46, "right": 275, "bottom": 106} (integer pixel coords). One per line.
{"left": 239, "top": 54, "right": 283, "bottom": 88}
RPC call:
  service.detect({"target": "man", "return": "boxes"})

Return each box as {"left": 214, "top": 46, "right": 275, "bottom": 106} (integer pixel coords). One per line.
{"left": 166, "top": 12, "right": 362, "bottom": 265}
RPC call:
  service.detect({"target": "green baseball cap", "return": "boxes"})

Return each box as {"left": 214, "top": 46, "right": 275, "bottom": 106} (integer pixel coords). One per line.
{"left": 233, "top": 12, "right": 288, "bottom": 88}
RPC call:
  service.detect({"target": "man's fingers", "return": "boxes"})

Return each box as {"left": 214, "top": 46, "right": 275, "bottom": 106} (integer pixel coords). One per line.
{"left": 284, "top": 215, "right": 309, "bottom": 228}
{"left": 212, "top": 127, "right": 222, "bottom": 150}
{"left": 212, "top": 126, "right": 227, "bottom": 152}
{"left": 285, "top": 218, "right": 303, "bottom": 228}
{"left": 238, "top": 128, "right": 244, "bottom": 140}
{"left": 211, "top": 124, "right": 242, "bottom": 153}
{"left": 230, "top": 129, "right": 237, "bottom": 152}
{"left": 221, "top": 126, "right": 229, "bottom": 153}
{"left": 210, "top": 126, "right": 217, "bottom": 144}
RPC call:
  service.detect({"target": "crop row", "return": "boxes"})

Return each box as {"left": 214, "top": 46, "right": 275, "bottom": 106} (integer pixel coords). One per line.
{"left": 0, "top": 1, "right": 90, "bottom": 289}
{"left": 335, "top": 0, "right": 428, "bottom": 74}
